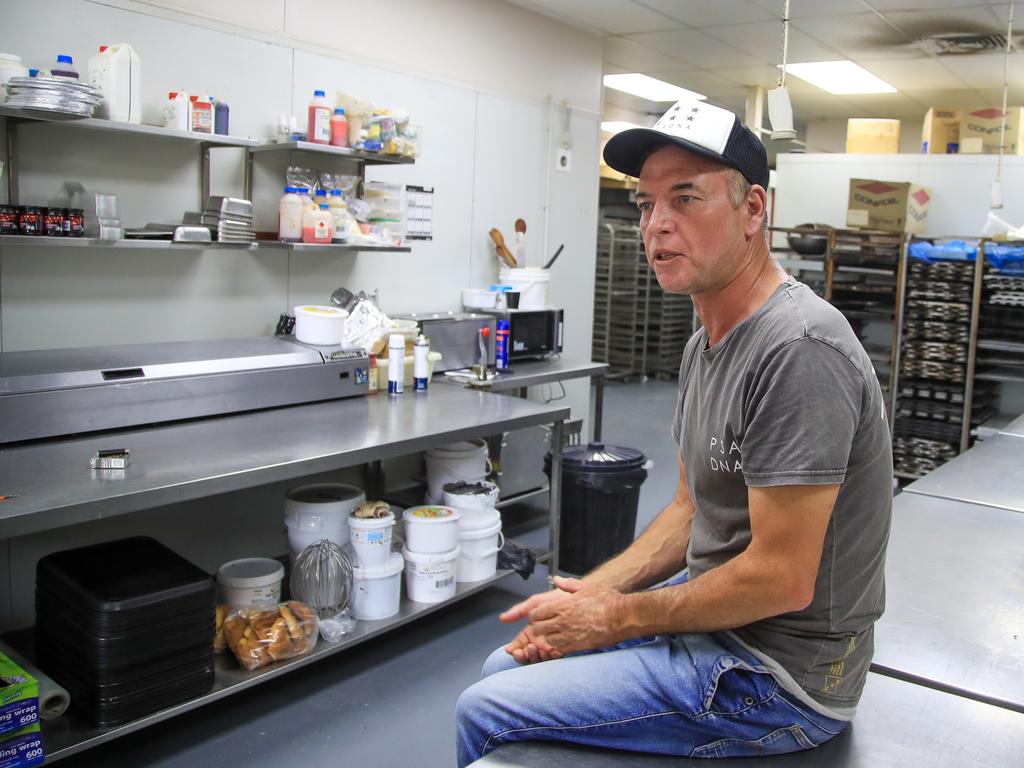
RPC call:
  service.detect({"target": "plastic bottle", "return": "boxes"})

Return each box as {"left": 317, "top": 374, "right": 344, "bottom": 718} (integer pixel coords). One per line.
{"left": 330, "top": 108, "right": 349, "bottom": 147}
{"left": 413, "top": 335, "right": 430, "bottom": 392}
{"left": 163, "top": 91, "right": 190, "bottom": 131}
{"left": 367, "top": 353, "right": 379, "bottom": 395}
{"left": 278, "top": 187, "right": 302, "bottom": 242}
{"left": 51, "top": 54, "right": 79, "bottom": 80}
{"left": 214, "top": 99, "right": 229, "bottom": 135}
{"left": 302, "top": 204, "right": 333, "bottom": 244}
{"left": 314, "top": 189, "right": 328, "bottom": 210}
{"left": 307, "top": 90, "right": 331, "bottom": 144}
{"left": 387, "top": 334, "right": 405, "bottom": 395}
{"left": 88, "top": 44, "right": 141, "bottom": 123}
{"left": 328, "top": 190, "right": 349, "bottom": 243}
{"left": 189, "top": 94, "right": 213, "bottom": 133}
{"left": 495, "top": 319, "right": 510, "bottom": 370}
{"left": 296, "top": 187, "right": 312, "bottom": 209}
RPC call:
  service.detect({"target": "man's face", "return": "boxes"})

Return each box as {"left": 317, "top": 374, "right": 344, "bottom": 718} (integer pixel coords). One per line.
{"left": 636, "top": 145, "right": 753, "bottom": 296}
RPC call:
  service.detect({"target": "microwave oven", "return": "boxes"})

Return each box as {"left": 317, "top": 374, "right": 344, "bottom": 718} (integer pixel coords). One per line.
{"left": 479, "top": 308, "right": 564, "bottom": 361}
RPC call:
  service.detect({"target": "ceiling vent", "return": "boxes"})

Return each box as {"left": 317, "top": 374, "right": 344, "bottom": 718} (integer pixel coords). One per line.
{"left": 916, "top": 33, "right": 1008, "bottom": 55}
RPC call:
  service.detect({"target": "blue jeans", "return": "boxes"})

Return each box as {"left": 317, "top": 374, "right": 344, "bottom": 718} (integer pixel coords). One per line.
{"left": 455, "top": 625, "right": 847, "bottom": 766}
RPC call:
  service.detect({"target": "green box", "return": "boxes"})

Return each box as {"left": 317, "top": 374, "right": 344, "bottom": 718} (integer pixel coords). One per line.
{"left": 0, "top": 653, "right": 38, "bottom": 737}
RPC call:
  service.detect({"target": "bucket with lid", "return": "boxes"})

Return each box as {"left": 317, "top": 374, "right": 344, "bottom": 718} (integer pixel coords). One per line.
{"left": 350, "top": 551, "right": 404, "bottom": 620}
{"left": 498, "top": 267, "right": 550, "bottom": 310}
{"left": 284, "top": 483, "right": 365, "bottom": 557}
{"left": 544, "top": 443, "right": 648, "bottom": 575}
{"left": 403, "top": 505, "right": 461, "bottom": 554}
{"left": 423, "top": 440, "right": 492, "bottom": 503}
{"left": 218, "top": 558, "right": 285, "bottom": 608}
{"left": 456, "top": 512, "right": 504, "bottom": 582}
{"left": 402, "top": 545, "right": 459, "bottom": 603}
{"left": 348, "top": 508, "right": 395, "bottom": 569}
{"left": 442, "top": 480, "right": 500, "bottom": 528}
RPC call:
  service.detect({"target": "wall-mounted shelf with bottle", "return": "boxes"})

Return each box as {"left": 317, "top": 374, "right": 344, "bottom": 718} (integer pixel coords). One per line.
{"left": 260, "top": 241, "right": 411, "bottom": 253}
{"left": 0, "top": 234, "right": 258, "bottom": 250}
{"left": 248, "top": 140, "right": 414, "bottom": 165}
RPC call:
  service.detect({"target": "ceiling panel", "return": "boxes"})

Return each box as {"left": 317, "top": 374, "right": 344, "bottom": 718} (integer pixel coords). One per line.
{"left": 881, "top": 7, "right": 1005, "bottom": 38}
{"left": 603, "top": 88, "right": 677, "bottom": 118}
{"left": 747, "top": 0, "right": 875, "bottom": 18}
{"left": 792, "top": 13, "right": 931, "bottom": 61}
{"left": 702, "top": 21, "right": 845, "bottom": 63}
{"left": 626, "top": 28, "right": 767, "bottom": 68}
{"left": 649, "top": 68, "right": 749, "bottom": 92}
{"left": 710, "top": 64, "right": 782, "bottom": 88}
{"left": 787, "top": 92, "right": 872, "bottom": 119}
{"left": 898, "top": 89, "right": 990, "bottom": 108}
{"left": 639, "top": 0, "right": 776, "bottom": 27}
{"left": 604, "top": 35, "right": 697, "bottom": 71}
{"left": 840, "top": 92, "right": 930, "bottom": 118}
{"left": 505, "top": 0, "right": 679, "bottom": 34}
{"left": 949, "top": 51, "right": 1024, "bottom": 89}
{"left": 870, "top": 0, "right": 1000, "bottom": 10}
{"left": 860, "top": 57, "right": 972, "bottom": 90}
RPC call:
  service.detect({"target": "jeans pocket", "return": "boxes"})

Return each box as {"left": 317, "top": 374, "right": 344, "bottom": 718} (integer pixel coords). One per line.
{"left": 691, "top": 724, "right": 817, "bottom": 758}
{"left": 699, "top": 657, "right": 776, "bottom": 716}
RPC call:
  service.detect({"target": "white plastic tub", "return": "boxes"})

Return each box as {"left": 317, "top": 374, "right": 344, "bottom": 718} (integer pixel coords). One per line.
{"left": 443, "top": 480, "right": 500, "bottom": 528}
{"left": 424, "top": 440, "right": 491, "bottom": 503}
{"left": 294, "top": 304, "right": 348, "bottom": 346}
{"left": 218, "top": 558, "right": 284, "bottom": 608}
{"left": 403, "top": 505, "right": 461, "bottom": 554}
{"left": 498, "top": 267, "right": 551, "bottom": 310}
{"left": 402, "top": 545, "right": 459, "bottom": 603}
{"left": 351, "top": 551, "right": 404, "bottom": 620}
{"left": 462, "top": 287, "right": 499, "bottom": 310}
{"left": 457, "top": 515, "right": 504, "bottom": 583}
{"left": 284, "top": 482, "right": 364, "bottom": 557}
{"left": 349, "top": 509, "right": 395, "bottom": 569}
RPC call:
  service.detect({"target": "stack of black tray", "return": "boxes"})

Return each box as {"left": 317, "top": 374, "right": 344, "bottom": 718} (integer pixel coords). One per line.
{"left": 35, "top": 537, "right": 216, "bottom": 728}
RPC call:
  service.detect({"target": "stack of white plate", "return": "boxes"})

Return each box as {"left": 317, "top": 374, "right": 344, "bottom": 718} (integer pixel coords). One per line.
{"left": 4, "top": 76, "right": 101, "bottom": 118}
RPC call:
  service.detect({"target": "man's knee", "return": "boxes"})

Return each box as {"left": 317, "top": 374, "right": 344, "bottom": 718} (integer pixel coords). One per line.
{"left": 481, "top": 645, "right": 518, "bottom": 678}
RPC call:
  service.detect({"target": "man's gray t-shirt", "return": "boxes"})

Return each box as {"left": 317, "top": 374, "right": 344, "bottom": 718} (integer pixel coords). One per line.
{"left": 671, "top": 276, "right": 892, "bottom": 711}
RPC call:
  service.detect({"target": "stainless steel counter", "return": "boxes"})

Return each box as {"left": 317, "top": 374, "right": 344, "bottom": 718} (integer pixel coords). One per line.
{"left": 469, "top": 673, "right": 1024, "bottom": 767}
{"left": 0, "top": 385, "right": 570, "bottom": 538}
{"left": 1001, "top": 412, "right": 1024, "bottom": 438}
{"left": 871, "top": 492, "right": 1024, "bottom": 712}
{"left": 902, "top": 433, "right": 1024, "bottom": 513}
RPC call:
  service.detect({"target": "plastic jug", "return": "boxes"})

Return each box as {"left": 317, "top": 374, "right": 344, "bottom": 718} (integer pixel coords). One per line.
{"left": 0, "top": 54, "right": 28, "bottom": 104}
{"left": 51, "top": 54, "right": 79, "bottom": 80}
{"left": 162, "top": 91, "right": 190, "bottom": 131}
{"left": 307, "top": 90, "right": 331, "bottom": 144}
{"left": 88, "top": 44, "right": 141, "bottom": 123}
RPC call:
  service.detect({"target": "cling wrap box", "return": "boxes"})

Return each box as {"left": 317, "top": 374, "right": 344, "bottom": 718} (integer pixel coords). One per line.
{"left": 0, "top": 724, "right": 44, "bottom": 768}
{"left": 0, "top": 654, "right": 38, "bottom": 737}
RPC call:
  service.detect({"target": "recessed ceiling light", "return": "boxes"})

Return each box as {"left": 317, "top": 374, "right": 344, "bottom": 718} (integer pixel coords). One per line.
{"left": 783, "top": 61, "right": 897, "bottom": 95}
{"left": 603, "top": 74, "right": 706, "bottom": 102}
{"left": 600, "top": 121, "right": 646, "bottom": 134}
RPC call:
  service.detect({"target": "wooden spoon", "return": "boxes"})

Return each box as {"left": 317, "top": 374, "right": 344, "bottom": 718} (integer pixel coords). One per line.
{"left": 489, "top": 227, "right": 518, "bottom": 268}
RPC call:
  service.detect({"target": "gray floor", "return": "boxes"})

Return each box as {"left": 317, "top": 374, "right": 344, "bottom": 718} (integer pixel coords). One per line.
{"left": 59, "top": 378, "right": 681, "bottom": 768}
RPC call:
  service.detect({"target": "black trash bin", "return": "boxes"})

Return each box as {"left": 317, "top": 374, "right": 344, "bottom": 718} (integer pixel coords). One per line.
{"left": 544, "top": 443, "right": 648, "bottom": 575}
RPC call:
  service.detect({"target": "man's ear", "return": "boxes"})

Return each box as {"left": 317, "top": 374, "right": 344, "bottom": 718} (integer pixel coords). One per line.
{"left": 745, "top": 185, "right": 768, "bottom": 238}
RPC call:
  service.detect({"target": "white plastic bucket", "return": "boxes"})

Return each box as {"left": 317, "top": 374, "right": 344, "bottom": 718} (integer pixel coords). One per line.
{"left": 402, "top": 545, "right": 459, "bottom": 603}
{"left": 424, "top": 440, "right": 492, "bottom": 503}
{"left": 218, "top": 558, "right": 284, "bottom": 608}
{"left": 284, "top": 483, "right": 364, "bottom": 557}
{"left": 349, "top": 509, "right": 395, "bottom": 569}
{"left": 403, "top": 506, "right": 461, "bottom": 554}
{"left": 457, "top": 516, "right": 505, "bottom": 582}
{"left": 294, "top": 305, "right": 348, "bottom": 346}
{"left": 499, "top": 267, "right": 550, "bottom": 310}
{"left": 443, "top": 480, "right": 500, "bottom": 528}
{"left": 351, "top": 551, "right": 404, "bottom": 620}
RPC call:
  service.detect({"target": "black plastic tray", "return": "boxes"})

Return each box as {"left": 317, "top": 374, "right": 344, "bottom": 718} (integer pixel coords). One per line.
{"left": 35, "top": 575, "right": 215, "bottom": 628}
{"left": 36, "top": 628, "right": 214, "bottom": 679}
{"left": 36, "top": 588, "right": 214, "bottom": 641}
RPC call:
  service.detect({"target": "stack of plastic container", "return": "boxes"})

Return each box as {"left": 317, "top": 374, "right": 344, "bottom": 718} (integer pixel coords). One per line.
{"left": 401, "top": 505, "right": 462, "bottom": 601}
{"left": 364, "top": 181, "right": 404, "bottom": 245}
{"left": 443, "top": 481, "right": 504, "bottom": 583}
{"left": 34, "top": 537, "right": 216, "bottom": 727}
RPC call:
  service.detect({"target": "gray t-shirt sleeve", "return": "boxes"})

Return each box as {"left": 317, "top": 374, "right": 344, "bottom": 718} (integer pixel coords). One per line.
{"left": 741, "top": 337, "right": 863, "bottom": 487}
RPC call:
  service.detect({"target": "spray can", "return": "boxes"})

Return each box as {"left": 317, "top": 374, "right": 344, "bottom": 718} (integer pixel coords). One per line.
{"left": 495, "top": 319, "right": 510, "bottom": 370}
{"left": 413, "top": 335, "right": 430, "bottom": 392}
{"left": 387, "top": 333, "right": 405, "bottom": 395}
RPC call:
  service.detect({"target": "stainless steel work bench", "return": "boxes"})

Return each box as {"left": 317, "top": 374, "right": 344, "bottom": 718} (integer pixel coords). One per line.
{"left": 0, "top": 385, "right": 570, "bottom": 762}
{"left": 1000, "top": 412, "right": 1024, "bottom": 439}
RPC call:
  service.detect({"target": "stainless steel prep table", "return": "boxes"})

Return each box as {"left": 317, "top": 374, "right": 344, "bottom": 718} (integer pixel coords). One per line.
{"left": 468, "top": 673, "right": 1024, "bottom": 767}
{"left": 871, "top": 492, "right": 1024, "bottom": 712}
{"left": 902, "top": 433, "right": 1024, "bottom": 513}
{"left": 456, "top": 359, "right": 608, "bottom": 440}
{"left": 1001, "top": 412, "right": 1024, "bottom": 438}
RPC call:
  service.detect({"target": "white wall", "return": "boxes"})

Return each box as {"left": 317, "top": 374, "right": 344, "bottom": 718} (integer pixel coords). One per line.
{"left": 0, "top": 0, "right": 602, "bottom": 629}
{"left": 804, "top": 117, "right": 925, "bottom": 155}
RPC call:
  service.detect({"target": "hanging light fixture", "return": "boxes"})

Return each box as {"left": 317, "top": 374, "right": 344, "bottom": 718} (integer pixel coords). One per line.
{"left": 768, "top": 0, "right": 797, "bottom": 140}
{"left": 991, "top": 0, "right": 1015, "bottom": 209}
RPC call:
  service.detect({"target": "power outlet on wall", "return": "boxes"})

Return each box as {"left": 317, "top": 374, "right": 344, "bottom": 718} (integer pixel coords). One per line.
{"left": 555, "top": 148, "right": 572, "bottom": 173}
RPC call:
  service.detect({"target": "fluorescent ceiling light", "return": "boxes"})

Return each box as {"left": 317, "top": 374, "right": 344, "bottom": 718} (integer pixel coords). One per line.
{"left": 601, "top": 121, "right": 645, "bottom": 134}
{"left": 603, "top": 73, "right": 706, "bottom": 102}
{"left": 783, "top": 61, "right": 896, "bottom": 95}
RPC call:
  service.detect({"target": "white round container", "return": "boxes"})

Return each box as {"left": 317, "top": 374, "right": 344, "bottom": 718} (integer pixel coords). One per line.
{"left": 351, "top": 551, "right": 404, "bottom": 620}
{"left": 461, "top": 287, "right": 499, "bottom": 310}
{"left": 218, "top": 558, "right": 284, "bottom": 607}
{"left": 402, "top": 545, "right": 459, "bottom": 603}
{"left": 498, "top": 267, "right": 551, "bottom": 310}
{"left": 294, "top": 305, "right": 348, "bottom": 346}
{"left": 403, "top": 506, "right": 461, "bottom": 554}
{"left": 443, "top": 480, "right": 500, "bottom": 528}
{"left": 284, "top": 483, "right": 364, "bottom": 557}
{"left": 349, "top": 509, "right": 395, "bottom": 569}
{"left": 0, "top": 54, "right": 28, "bottom": 103}
{"left": 424, "top": 440, "right": 492, "bottom": 502}
{"left": 457, "top": 515, "right": 505, "bottom": 583}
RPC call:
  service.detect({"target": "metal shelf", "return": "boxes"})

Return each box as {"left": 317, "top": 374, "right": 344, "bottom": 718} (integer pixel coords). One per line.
{"left": 259, "top": 241, "right": 411, "bottom": 253}
{"left": 0, "top": 235, "right": 256, "bottom": 250}
{"left": 0, "top": 106, "right": 259, "bottom": 146}
{"left": 249, "top": 140, "right": 415, "bottom": 165}
{"left": 27, "top": 568, "right": 524, "bottom": 762}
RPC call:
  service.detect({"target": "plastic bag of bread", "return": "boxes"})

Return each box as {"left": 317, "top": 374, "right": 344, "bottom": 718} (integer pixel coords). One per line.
{"left": 222, "top": 601, "right": 318, "bottom": 671}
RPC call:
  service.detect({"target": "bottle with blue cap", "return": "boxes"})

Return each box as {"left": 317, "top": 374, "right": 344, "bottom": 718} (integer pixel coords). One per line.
{"left": 308, "top": 89, "right": 331, "bottom": 145}
{"left": 51, "top": 54, "right": 79, "bottom": 80}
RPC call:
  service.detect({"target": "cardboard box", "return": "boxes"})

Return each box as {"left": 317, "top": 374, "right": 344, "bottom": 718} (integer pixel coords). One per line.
{"left": 846, "top": 179, "right": 931, "bottom": 234}
{"left": 921, "top": 108, "right": 961, "bottom": 154}
{"left": 0, "top": 724, "right": 44, "bottom": 768}
{"left": 846, "top": 118, "right": 900, "bottom": 154}
{"left": 959, "top": 106, "right": 1024, "bottom": 154}
{"left": 0, "top": 654, "right": 37, "bottom": 739}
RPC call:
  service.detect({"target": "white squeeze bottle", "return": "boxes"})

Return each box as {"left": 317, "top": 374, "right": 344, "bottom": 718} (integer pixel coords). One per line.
{"left": 88, "top": 44, "right": 141, "bottom": 123}
{"left": 278, "top": 187, "right": 302, "bottom": 242}
{"left": 307, "top": 90, "right": 331, "bottom": 145}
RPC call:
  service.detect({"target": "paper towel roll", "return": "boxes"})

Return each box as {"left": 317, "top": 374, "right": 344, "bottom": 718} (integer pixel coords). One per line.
{"left": 0, "top": 640, "right": 70, "bottom": 719}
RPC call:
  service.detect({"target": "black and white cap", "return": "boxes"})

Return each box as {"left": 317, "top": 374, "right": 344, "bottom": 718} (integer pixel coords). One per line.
{"left": 603, "top": 99, "right": 769, "bottom": 190}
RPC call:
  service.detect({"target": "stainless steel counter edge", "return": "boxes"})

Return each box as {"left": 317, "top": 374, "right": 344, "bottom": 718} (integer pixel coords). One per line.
{"left": 0, "top": 386, "right": 570, "bottom": 538}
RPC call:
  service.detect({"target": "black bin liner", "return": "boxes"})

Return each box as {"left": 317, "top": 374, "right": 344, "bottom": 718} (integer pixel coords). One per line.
{"left": 544, "top": 443, "right": 647, "bottom": 575}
